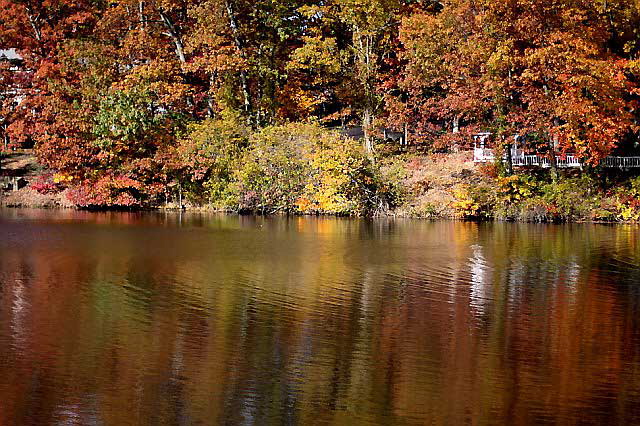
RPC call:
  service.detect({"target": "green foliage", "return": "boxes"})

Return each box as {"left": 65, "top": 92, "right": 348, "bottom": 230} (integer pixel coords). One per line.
{"left": 93, "top": 90, "right": 163, "bottom": 147}
{"left": 178, "top": 111, "right": 250, "bottom": 206}
{"left": 613, "top": 176, "right": 640, "bottom": 221}
{"left": 536, "top": 177, "right": 601, "bottom": 221}
{"left": 407, "top": 202, "right": 440, "bottom": 219}
{"left": 453, "top": 174, "right": 617, "bottom": 222}
{"left": 217, "top": 123, "right": 401, "bottom": 215}
{"left": 233, "top": 124, "right": 312, "bottom": 213}
{"left": 375, "top": 157, "right": 409, "bottom": 212}
{"left": 497, "top": 175, "right": 537, "bottom": 204}
{"left": 455, "top": 165, "right": 541, "bottom": 220}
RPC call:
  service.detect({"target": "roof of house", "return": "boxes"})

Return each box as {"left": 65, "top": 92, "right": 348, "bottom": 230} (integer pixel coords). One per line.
{"left": 0, "top": 49, "right": 21, "bottom": 60}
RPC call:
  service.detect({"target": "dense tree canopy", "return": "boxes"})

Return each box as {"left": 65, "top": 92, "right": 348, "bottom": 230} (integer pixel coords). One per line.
{"left": 1, "top": 0, "right": 640, "bottom": 206}
{"left": 391, "top": 0, "right": 637, "bottom": 161}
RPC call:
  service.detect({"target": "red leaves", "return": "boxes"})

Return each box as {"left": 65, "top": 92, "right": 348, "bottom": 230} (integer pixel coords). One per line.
{"left": 66, "top": 174, "right": 145, "bottom": 208}
{"left": 390, "top": 0, "right": 637, "bottom": 161}
{"left": 1, "top": 0, "right": 640, "bottom": 209}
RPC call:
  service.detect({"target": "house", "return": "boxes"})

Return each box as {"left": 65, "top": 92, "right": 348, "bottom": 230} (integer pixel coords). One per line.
{"left": 0, "top": 49, "right": 21, "bottom": 61}
{"left": 1, "top": 48, "right": 28, "bottom": 150}
{"left": 473, "top": 132, "right": 640, "bottom": 169}
{"left": 0, "top": 49, "right": 23, "bottom": 73}
{"left": 1, "top": 176, "right": 27, "bottom": 192}
{"left": 329, "top": 125, "right": 408, "bottom": 146}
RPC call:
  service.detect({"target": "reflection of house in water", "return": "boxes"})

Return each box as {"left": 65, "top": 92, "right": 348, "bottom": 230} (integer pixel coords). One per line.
{"left": 469, "top": 244, "right": 492, "bottom": 315}
{"left": 564, "top": 260, "right": 581, "bottom": 295}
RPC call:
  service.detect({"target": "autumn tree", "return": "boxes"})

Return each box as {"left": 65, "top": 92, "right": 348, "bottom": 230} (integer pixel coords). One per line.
{"left": 288, "top": 0, "right": 426, "bottom": 153}
{"left": 395, "top": 0, "right": 635, "bottom": 167}
{"left": 2, "top": 0, "right": 639, "bottom": 207}
{"left": 0, "top": 0, "right": 100, "bottom": 147}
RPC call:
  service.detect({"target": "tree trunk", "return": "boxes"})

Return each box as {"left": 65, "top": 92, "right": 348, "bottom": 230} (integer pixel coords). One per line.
{"left": 25, "top": 6, "right": 42, "bottom": 41}
{"left": 548, "top": 138, "right": 558, "bottom": 181}
{"left": 139, "top": 1, "right": 147, "bottom": 28}
{"left": 363, "top": 108, "right": 374, "bottom": 155}
{"left": 352, "top": 27, "right": 377, "bottom": 156}
{"left": 159, "top": 10, "right": 186, "bottom": 63}
{"left": 404, "top": 123, "right": 408, "bottom": 149}
{"left": 504, "top": 139, "right": 513, "bottom": 176}
{"left": 206, "top": 74, "right": 216, "bottom": 118}
{"left": 549, "top": 119, "right": 560, "bottom": 182}
{"left": 225, "top": 0, "right": 252, "bottom": 125}
{"left": 453, "top": 116, "right": 460, "bottom": 133}
{"left": 206, "top": 99, "right": 215, "bottom": 118}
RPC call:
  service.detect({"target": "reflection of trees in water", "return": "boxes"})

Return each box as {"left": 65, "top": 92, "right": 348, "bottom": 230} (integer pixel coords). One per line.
{"left": 0, "top": 218, "right": 640, "bottom": 424}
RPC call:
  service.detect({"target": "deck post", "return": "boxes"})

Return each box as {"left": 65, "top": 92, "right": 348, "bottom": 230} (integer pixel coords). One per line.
{"left": 503, "top": 138, "right": 513, "bottom": 175}
{"left": 404, "top": 123, "right": 408, "bottom": 148}
{"left": 547, "top": 144, "right": 558, "bottom": 181}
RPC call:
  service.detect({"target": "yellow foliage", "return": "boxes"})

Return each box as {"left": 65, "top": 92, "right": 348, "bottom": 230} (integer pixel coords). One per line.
{"left": 53, "top": 174, "right": 74, "bottom": 184}
{"left": 453, "top": 186, "right": 482, "bottom": 218}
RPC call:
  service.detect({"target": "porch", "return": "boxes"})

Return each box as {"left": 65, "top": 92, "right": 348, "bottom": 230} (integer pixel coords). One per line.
{"left": 472, "top": 133, "right": 640, "bottom": 169}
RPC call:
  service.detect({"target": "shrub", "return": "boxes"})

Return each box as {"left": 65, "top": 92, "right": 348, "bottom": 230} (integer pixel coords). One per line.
{"left": 453, "top": 183, "right": 495, "bottom": 219}
{"left": 496, "top": 175, "right": 537, "bottom": 204}
{"left": 374, "top": 157, "right": 409, "bottom": 213}
{"left": 539, "top": 176, "right": 601, "bottom": 221}
{"left": 229, "top": 123, "right": 399, "bottom": 215}
{"left": 178, "top": 111, "right": 249, "bottom": 207}
{"left": 454, "top": 174, "right": 611, "bottom": 222}
{"left": 477, "top": 162, "right": 500, "bottom": 179}
{"left": 30, "top": 173, "right": 63, "bottom": 194}
{"left": 408, "top": 202, "right": 440, "bottom": 218}
{"left": 486, "top": 174, "right": 538, "bottom": 220}
{"left": 66, "top": 174, "right": 146, "bottom": 207}
{"left": 231, "top": 124, "right": 316, "bottom": 213}
{"left": 614, "top": 176, "right": 640, "bottom": 221}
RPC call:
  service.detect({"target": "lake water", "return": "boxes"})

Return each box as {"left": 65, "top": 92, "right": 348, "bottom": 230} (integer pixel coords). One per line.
{"left": 1, "top": 209, "right": 640, "bottom": 425}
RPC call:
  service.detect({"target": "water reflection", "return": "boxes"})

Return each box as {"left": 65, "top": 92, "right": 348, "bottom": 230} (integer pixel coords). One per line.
{"left": 0, "top": 211, "right": 640, "bottom": 424}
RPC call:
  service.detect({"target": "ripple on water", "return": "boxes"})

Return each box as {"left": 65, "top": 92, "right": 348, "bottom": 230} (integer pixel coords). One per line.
{"left": 1, "top": 213, "right": 640, "bottom": 424}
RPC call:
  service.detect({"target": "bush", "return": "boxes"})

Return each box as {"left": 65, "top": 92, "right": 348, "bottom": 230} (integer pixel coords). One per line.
{"left": 178, "top": 111, "right": 249, "bottom": 206}
{"left": 30, "top": 173, "right": 64, "bottom": 194}
{"left": 497, "top": 174, "right": 537, "bottom": 203}
{"left": 538, "top": 176, "right": 601, "bottom": 221}
{"left": 232, "top": 124, "right": 311, "bottom": 213}
{"left": 176, "top": 121, "right": 405, "bottom": 215}
{"left": 455, "top": 174, "right": 612, "bottom": 222}
{"left": 453, "top": 183, "right": 495, "bottom": 219}
{"left": 66, "top": 174, "right": 147, "bottom": 207}
{"left": 209, "top": 124, "right": 402, "bottom": 215}
{"left": 613, "top": 176, "right": 640, "bottom": 221}
{"left": 228, "top": 123, "right": 397, "bottom": 215}
{"left": 374, "top": 156, "right": 409, "bottom": 213}
{"left": 408, "top": 202, "right": 441, "bottom": 218}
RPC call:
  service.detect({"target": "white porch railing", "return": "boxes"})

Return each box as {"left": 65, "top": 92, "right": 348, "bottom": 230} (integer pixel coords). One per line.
{"left": 474, "top": 148, "right": 640, "bottom": 168}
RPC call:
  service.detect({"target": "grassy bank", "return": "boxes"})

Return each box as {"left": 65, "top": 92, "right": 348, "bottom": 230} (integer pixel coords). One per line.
{"left": 387, "top": 150, "right": 640, "bottom": 223}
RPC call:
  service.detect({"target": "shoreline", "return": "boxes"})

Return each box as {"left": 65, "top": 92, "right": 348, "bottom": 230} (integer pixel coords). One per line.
{"left": 1, "top": 202, "right": 638, "bottom": 225}
{"left": 3, "top": 151, "right": 640, "bottom": 224}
